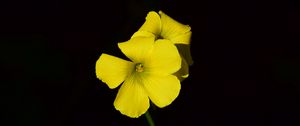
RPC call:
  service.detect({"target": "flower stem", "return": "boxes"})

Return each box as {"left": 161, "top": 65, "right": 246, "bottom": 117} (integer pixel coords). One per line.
{"left": 145, "top": 111, "right": 155, "bottom": 126}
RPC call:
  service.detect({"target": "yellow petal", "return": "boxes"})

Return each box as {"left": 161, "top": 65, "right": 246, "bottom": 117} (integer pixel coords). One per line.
{"left": 131, "top": 31, "right": 156, "bottom": 38}
{"left": 144, "top": 39, "right": 181, "bottom": 76}
{"left": 173, "top": 57, "right": 189, "bottom": 81}
{"left": 138, "top": 11, "right": 162, "bottom": 36}
{"left": 170, "top": 31, "right": 192, "bottom": 45}
{"left": 159, "top": 11, "right": 191, "bottom": 44}
{"left": 118, "top": 37, "right": 155, "bottom": 63}
{"left": 175, "top": 44, "right": 193, "bottom": 65}
{"left": 142, "top": 74, "right": 181, "bottom": 108}
{"left": 114, "top": 74, "right": 149, "bottom": 118}
{"left": 95, "top": 53, "right": 134, "bottom": 89}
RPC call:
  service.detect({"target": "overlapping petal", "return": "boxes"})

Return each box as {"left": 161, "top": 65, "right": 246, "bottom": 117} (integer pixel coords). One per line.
{"left": 118, "top": 37, "right": 155, "bottom": 63}
{"left": 95, "top": 54, "right": 134, "bottom": 89}
{"left": 131, "top": 30, "right": 155, "bottom": 38}
{"left": 174, "top": 57, "right": 189, "bottom": 81}
{"left": 138, "top": 11, "right": 161, "bottom": 35}
{"left": 159, "top": 11, "right": 191, "bottom": 44}
{"left": 133, "top": 11, "right": 191, "bottom": 44}
{"left": 114, "top": 74, "right": 150, "bottom": 118}
{"left": 170, "top": 31, "right": 192, "bottom": 45}
{"left": 144, "top": 39, "right": 181, "bottom": 76}
{"left": 175, "top": 44, "right": 193, "bottom": 65}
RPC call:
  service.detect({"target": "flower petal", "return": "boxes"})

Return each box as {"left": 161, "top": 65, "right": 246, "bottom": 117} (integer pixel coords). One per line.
{"left": 170, "top": 31, "right": 192, "bottom": 45}
{"left": 142, "top": 74, "right": 181, "bottom": 108}
{"left": 131, "top": 30, "right": 156, "bottom": 38}
{"left": 95, "top": 53, "right": 134, "bottom": 89}
{"left": 175, "top": 44, "right": 193, "bottom": 65}
{"left": 159, "top": 11, "right": 191, "bottom": 43}
{"left": 173, "top": 57, "right": 189, "bottom": 81}
{"left": 114, "top": 74, "right": 149, "bottom": 118}
{"left": 118, "top": 37, "right": 155, "bottom": 63}
{"left": 138, "top": 11, "right": 162, "bottom": 36}
{"left": 144, "top": 39, "right": 181, "bottom": 76}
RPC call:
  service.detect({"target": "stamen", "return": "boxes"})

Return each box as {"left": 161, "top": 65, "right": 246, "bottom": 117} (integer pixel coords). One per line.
{"left": 135, "top": 63, "right": 144, "bottom": 72}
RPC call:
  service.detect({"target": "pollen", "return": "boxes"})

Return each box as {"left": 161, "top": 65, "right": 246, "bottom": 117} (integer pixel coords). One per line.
{"left": 135, "top": 63, "right": 144, "bottom": 72}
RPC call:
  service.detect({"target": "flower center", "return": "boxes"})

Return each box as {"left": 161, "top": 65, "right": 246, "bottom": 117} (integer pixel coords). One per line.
{"left": 135, "top": 63, "right": 144, "bottom": 72}
{"left": 156, "top": 35, "right": 164, "bottom": 40}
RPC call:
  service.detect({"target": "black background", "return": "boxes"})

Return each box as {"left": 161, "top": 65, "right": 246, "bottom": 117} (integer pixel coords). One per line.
{"left": 1, "top": 0, "right": 300, "bottom": 126}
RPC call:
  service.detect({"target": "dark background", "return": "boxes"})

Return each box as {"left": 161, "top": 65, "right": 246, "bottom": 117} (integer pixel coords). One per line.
{"left": 1, "top": 0, "right": 299, "bottom": 125}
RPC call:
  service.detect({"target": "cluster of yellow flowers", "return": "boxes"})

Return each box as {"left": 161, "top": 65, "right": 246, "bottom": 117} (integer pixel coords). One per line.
{"left": 95, "top": 11, "right": 192, "bottom": 118}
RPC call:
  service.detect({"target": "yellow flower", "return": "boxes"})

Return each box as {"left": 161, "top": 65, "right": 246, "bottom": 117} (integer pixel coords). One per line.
{"left": 95, "top": 37, "right": 181, "bottom": 118}
{"left": 132, "top": 11, "right": 191, "bottom": 45}
{"left": 132, "top": 11, "right": 193, "bottom": 81}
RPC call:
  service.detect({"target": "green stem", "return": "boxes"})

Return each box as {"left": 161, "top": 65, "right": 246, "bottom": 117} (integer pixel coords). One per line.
{"left": 145, "top": 111, "right": 155, "bottom": 126}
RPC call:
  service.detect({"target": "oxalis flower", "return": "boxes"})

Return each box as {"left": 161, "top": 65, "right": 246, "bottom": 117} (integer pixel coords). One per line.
{"left": 95, "top": 37, "right": 181, "bottom": 118}
{"left": 132, "top": 11, "right": 193, "bottom": 81}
